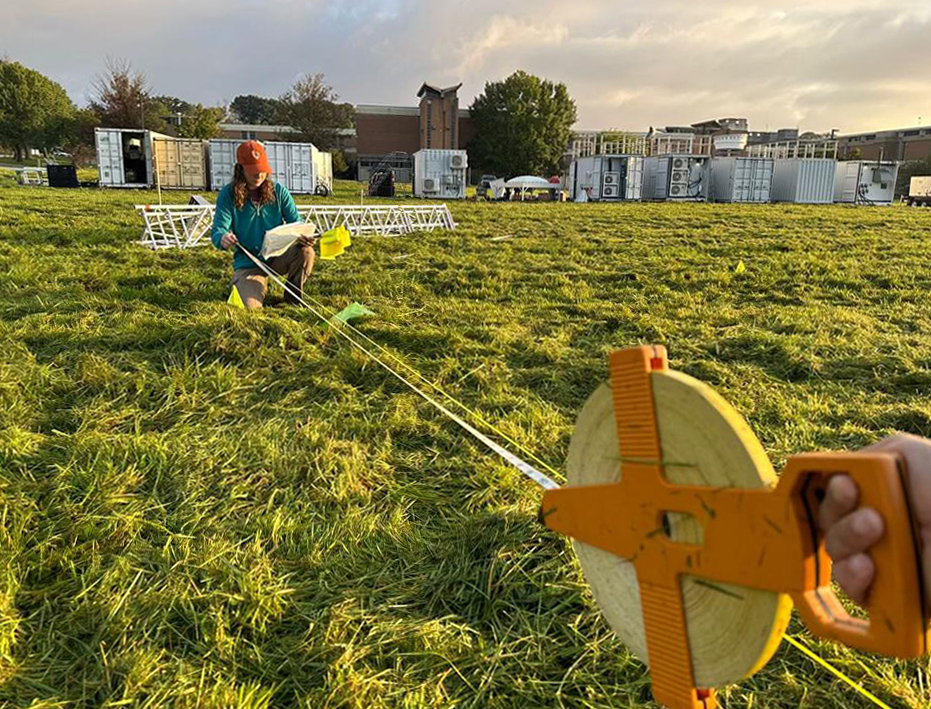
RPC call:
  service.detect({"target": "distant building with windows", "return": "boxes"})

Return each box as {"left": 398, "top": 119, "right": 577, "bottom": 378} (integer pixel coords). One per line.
{"left": 837, "top": 125, "right": 931, "bottom": 161}
{"left": 218, "top": 123, "right": 297, "bottom": 142}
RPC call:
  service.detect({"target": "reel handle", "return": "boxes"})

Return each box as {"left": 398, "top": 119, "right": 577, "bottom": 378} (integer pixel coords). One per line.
{"left": 785, "top": 452, "right": 929, "bottom": 658}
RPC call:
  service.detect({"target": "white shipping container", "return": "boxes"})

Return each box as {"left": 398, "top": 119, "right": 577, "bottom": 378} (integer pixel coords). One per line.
{"left": 834, "top": 161, "right": 898, "bottom": 205}
{"left": 771, "top": 158, "right": 836, "bottom": 204}
{"left": 708, "top": 157, "right": 774, "bottom": 203}
{"left": 413, "top": 149, "right": 467, "bottom": 199}
{"left": 208, "top": 139, "right": 318, "bottom": 194}
{"left": 642, "top": 155, "right": 708, "bottom": 201}
{"left": 152, "top": 136, "right": 208, "bottom": 190}
{"left": 95, "top": 127, "right": 159, "bottom": 188}
{"left": 568, "top": 155, "right": 643, "bottom": 201}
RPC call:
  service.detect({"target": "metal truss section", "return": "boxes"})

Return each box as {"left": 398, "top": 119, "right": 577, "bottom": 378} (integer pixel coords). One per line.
{"left": 135, "top": 203, "right": 457, "bottom": 249}
{"left": 299, "top": 204, "right": 456, "bottom": 236}
{"left": 136, "top": 205, "right": 215, "bottom": 249}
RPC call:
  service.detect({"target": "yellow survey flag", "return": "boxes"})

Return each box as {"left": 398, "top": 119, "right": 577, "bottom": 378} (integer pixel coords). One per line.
{"left": 320, "top": 225, "right": 352, "bottom": 260}
{"left": 227, "top": 285, "right": 245, "bottom": 309}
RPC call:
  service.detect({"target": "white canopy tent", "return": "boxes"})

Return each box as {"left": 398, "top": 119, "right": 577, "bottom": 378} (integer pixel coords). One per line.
{"left": 496, "top": 175, "right": 564, "bottom": 200}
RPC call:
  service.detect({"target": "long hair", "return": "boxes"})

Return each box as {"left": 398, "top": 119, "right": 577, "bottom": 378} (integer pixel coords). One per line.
{"left": 232, "top": 163, "right": 275, "bottom": 210}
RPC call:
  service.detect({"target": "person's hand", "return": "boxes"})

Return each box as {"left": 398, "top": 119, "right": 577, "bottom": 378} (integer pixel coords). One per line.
{"left": 297, "top": 234, "right": 317, "bottom": 247}
{"left": 220, "top": 232, "right": 239, "bottom": 250}
{"left": 818, "top": 433, "right": 931, "bottom": 606}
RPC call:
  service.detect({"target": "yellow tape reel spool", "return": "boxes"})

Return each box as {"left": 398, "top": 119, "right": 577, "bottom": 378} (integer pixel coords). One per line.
{"left": 567, "top": 370, "right": 793, "bottom": 688}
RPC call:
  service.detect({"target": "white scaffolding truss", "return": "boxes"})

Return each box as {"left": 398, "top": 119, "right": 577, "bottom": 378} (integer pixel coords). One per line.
{"left": 135, "top": 203, "right": 457, "bottom": 249}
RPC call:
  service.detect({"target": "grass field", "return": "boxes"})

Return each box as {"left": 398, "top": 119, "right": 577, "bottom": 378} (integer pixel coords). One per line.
{"left": 1, "top": 179, "right": 931, "bottom": 708}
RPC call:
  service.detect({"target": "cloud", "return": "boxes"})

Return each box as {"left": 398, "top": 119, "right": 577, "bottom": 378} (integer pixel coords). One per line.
{"left": 456, "top": 16, "right": 569, "bottom": 74}
{"left": 1, "top": 0, "right": 930, "bottom": 133}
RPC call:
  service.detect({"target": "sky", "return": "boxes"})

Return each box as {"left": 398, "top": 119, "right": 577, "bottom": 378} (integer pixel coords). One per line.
{"left": 4, "top": 0, "right": 931, "bottom": 135}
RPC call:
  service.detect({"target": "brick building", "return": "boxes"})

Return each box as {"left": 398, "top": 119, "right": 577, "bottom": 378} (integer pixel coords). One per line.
{"left": 355, "top": 83, "right": 476, "bottom": 182}
{"left": 837, "top": 125, "right": 931, "bottom": 161}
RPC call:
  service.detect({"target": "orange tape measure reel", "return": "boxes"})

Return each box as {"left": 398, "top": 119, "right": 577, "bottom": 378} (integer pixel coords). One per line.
{"left": 542, "top": 346, "right": 930, "bottom": 709}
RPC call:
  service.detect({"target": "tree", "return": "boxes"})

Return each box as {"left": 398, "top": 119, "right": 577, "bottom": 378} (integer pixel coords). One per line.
{"left": 0, "top": 60, "right": 76, "bottom": 161}
{"left": 61, "top": 107, "right": 100, "bottom": 167}
{"left": 151, "top": 95, "right": 192, "bottom": 116}
{"left": 177, "top": 104, "right": 225, "bottom": 139}
{"left": 277, "top": 74, "right": 352, "bottom": 149}
{"left": 332, "top": 150, "right": 350, "bottom": 176}
{"left": 230, "top": 94, "right": 280, "bottom": 125}
{"left": 469, "top": 71, "right": 577, "bottom": 177}
{"left": 89, "top": 58, "right": 167, "bottom": 132}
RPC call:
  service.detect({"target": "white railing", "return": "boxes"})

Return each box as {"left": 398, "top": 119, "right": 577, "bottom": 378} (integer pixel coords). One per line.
{"left": 747, "top": 140, "right": 838, "bottom": 160}
{"left": 135, "top": 203, "right": 457, "bottom": 250}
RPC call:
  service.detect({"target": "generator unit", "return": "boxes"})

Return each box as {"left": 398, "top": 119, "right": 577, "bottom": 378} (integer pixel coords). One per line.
{"left": 770, "top": 158, "right": 836, "bottom": 204}
{"left": 568, "top": 155, "right": 643, "bottom": 202}
{"left": 708, "top": 157, "right": 774, "bottom": 203}
{"left": 834, "top": 161, "right": 899, "bottom": 205}
{"left": 413, "top": 150, "right": 467, "bottom": 200}
{"left": 642, "top": 155, "right": 709, "bottom": 201}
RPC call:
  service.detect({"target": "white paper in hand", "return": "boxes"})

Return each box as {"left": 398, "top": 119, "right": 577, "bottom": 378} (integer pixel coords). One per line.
{"left": 261, "top": 222, "right": 317, "bottom": 259}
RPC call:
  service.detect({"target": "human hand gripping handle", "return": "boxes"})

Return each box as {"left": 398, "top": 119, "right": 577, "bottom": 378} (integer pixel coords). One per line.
{"left": 220, "top": 232, "right": 239, "bottom": 250}
{"left": 820, "top": 435, "right": 931, "bottom": 608}
{"left": 794, "top": 441, "right": 931, "bottom": 657}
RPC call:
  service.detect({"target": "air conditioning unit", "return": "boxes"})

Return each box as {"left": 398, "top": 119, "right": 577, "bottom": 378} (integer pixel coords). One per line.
{"left": 423, "top": 178, "right": 438, "bottom": 192}
{"left": 672, "top": 157, "right": 687, "bottom": 169}
{"left": 603, "top": 171, "right": 620, "bottom": 186}
{"left": 670, "top": 184, "right": 684, "bottom": 197}
{"left": 450, "top": 153, "right": 467, "bottom": 169}
{"left": 672, "top": 170, "right": 688, "bottom": 183}
{"left": 602, "top": 185, "right": 620, "bottom": 198}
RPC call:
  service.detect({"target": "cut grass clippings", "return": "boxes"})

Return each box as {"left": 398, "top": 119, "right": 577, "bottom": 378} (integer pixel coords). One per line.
{"left": 1, "top": 181, "right": 931, "bottom": 707}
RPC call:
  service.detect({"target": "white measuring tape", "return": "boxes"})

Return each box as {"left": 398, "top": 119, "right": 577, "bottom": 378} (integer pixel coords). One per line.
{"left": 237, "top": 245, "right": 561, "bottom": 491}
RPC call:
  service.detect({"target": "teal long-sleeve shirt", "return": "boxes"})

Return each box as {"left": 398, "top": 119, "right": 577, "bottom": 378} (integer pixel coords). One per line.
{"left": 211, "top": 181, "right": 302, "bottom": 271}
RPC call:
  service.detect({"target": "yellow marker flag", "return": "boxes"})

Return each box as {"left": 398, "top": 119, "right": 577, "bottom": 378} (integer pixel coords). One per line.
{"left": 320, "top": 225, "right": 352, "bottom": 260}
{"left": 227, "top": 285, "right": 245, "bottom": 309}
{"left": 337, "top": 225, "right": 351, "bottom": 248}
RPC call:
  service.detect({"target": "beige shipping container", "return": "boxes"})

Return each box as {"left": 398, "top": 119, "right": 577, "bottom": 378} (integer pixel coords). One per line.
{"left": 153, "top": 137, "right": 208, "bottom": 190}
{"left": 313, "top": 148, "right": 333, "bottom": 195}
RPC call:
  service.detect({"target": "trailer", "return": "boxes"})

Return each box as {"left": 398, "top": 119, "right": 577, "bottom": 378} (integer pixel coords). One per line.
{"left": 642, "top": 155, "right": 708, "bottom": 201}
{"left": 907, "top": 176, "right": 931, "bottom": 207}
{"left": 708, "top": 157, "right": 774, "bottom": 203}
{"left": 568, "top": 155, "right": 643, "bottom": 202}
{"left": 834, "top": 161, "right": 899, "bottom": 205}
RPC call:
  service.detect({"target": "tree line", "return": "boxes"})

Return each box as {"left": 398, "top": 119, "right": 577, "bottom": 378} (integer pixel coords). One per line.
{"left": 1, "top": 58, "right": 580, "bottom": 177}
{"left": 0, "top": 59, "right": 355, "bottom": 168}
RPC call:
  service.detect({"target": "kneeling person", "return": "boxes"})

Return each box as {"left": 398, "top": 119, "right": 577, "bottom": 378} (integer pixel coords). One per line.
{"left": 211, "top": 140, "right": 316, "bottom": 309}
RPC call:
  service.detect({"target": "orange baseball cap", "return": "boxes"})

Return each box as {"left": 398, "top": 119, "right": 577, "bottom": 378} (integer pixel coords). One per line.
{"left": 236, "top": 140, "right": 272, "bottom": 176}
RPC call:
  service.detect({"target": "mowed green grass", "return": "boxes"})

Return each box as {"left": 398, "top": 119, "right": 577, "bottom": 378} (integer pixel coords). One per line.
{"left": 1, "top": 178, "right": 931, "bottom": 708}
